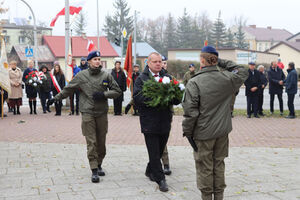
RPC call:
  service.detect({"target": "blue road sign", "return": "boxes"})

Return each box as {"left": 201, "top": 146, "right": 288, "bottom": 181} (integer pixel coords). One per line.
{"left": 25, "top": 47, "right": 33, "bottom": 57}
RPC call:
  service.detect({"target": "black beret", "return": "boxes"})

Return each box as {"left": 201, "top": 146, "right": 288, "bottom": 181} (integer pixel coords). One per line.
{"left": 201, "top": 46, "right": 219, "bottom": 57}
{"left": 87, "top": 51, "right": 101, "bottom": 61}
{"left": 161, "top": 55, "right": 168, "bottom": 61}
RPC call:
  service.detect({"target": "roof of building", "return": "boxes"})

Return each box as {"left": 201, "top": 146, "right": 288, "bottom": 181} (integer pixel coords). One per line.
{"left": 11, "top": 45, "right": 55, "bottom": 62}
{"left": 110, "top": 42, "right": 159, "bottom": 57}
{"left": 43, "top": 36, "right": 119, "bottom": 58}
{"left": 286, "top": 32, "right": 300, "bottom": 41}
{"left": 2, "top": 24, "right": 52, "bottom": 31}
{"left": 243, "top": 26, "right": 293, "bottom": 41}
{"left": 269, "top": 41, "right": 300, "bottom": 52}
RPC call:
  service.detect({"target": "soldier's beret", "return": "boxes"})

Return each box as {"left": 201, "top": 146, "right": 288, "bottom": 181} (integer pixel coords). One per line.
{"left": 87, "top": 51, "right": 101, "bottom": 61}
{"left": 189, "top": 63, "right": 195, "bottom": 68}
{"left": 201, "top": 46, "right": 218, "bottom": 57}
{"left": 161, "top": 55, "right": 168, "bottom": 61}
{"left": 248, "top": 61, "right": 256, "bottom": 65}
{"left": 81, "top": 57, "right": 86, "bottom": 61}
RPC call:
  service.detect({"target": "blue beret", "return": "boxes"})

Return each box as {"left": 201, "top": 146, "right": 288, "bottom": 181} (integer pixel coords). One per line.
{"left": 81, "top": 57, "right": 86, "bottom": 61}
{"left": 248, "top": 62, "right": 256, "bottom": 65}
{"left": 201, "top": 46, "right": 219, "bottom": 57}
{"left": 189, "top": 63, "right": 195, "bottom": 68}
{"left": 162, "top": 55, "right": 167, "bottom": 61}
{"left": 87, "top": 51, "right": 101, "bottom": 61}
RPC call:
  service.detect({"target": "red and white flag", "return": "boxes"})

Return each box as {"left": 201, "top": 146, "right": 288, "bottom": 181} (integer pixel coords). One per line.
{"left": 50, "top": 6, "right": 82, "bottom": 27}
{"left": 86, "top": 40, "right": 95, "bottom": 52}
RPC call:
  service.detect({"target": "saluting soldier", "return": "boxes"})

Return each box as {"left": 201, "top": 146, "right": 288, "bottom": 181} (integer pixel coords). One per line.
{"left": 182, "top": 46, "right": 248, "bottom": 200}
{"left": 48, "top": 51, "right": 121, "bottom": 183}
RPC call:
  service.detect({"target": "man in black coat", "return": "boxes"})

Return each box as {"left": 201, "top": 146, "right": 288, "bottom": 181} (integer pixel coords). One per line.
{"left": 257, "top": 65, "right": 268, "bottom": 116}
{"left": 284, "top": 62, "right": 298, "bottom": 119}
{"left": 267, "top": 61, "right": 286, "bottom": 115}
{"left": 244, "top": 62, "right": 261, "bottom": 118}
{"left": 133, "top": 52, "right": 179, "bottom": 192}
{"left": 111, "top": 61, "right": 127, "bottom": 115}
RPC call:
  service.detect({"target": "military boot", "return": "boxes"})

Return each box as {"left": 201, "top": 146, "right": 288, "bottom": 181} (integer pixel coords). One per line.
{"left": 163, "top": 164, "right": 172, "bottom": 175}
{"left": 214, "top": 192, "right": 224, "bottom": 200}
{"left": 98, "top": 165, "right": 105, "bottom": 176}
{"left": 158, "top": 179, "right": 168, "bottom": 192}
{"left": 201, "top": 193, "right": 212, "bottom": 200}
{"left": 91, "top": 168, "right": 99, "bottom": 183}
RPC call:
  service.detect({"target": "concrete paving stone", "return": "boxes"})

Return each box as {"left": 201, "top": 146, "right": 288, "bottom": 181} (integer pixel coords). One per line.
{"left": 1, "top": 172, "right": 36, "bottom": 179}
{"left": 115, "top": 194, "right": 169, "bottom": 200}
{"left": 0, "top": 178, "right": 22, "bottom": 189}
{"left": 6, "top": 167, "right": 37, "bottom": 174}
{"left": 91, "top": 187, "right": 146, "bottom": 199}
{"left": 0, "top": 187, "right": 38, "bottom": 198}
{"left": 70, "top": 181, "right": 120, "bottom": 192}
{"left": 116, "top": 179, "right": 152, "bottom": 187}
{"left": 162, "top": 190, "right": 202, "bottom": 200}
{"left": 52, "top": 176, "right": 90, "bottom": 185}
{"left": 35, "top": 170, "right": 65, "bottom": 179}
{"left": 5, "top": 193, "right": 59, "bottom": 200}
{"left": 58, "top": 191, "right": 95, "bottom": 200}
{"left": 39, "top": 184, "right": 73, "bottom": 195}
{"left": 270, "top": 189, "right": 300, "bottom": 200}
{"left": 237, "top": 182, "right": 290, "bottom": 194}
{"left": 226, "top": 193, "right": 281, "bottom": 200}
{"left": 22, "top": 177, "right": 53, "bottom": 187}
{"left": 99, "top": 173, "right": 127, "bottom": 182}
{"left": 0, "top": 168, "right": 6, "bottom": 175}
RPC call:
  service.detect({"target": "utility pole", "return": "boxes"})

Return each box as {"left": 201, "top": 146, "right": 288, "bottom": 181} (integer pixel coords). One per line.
{"left": 65, "top": 0, "right": 70, "bottom": 81}
{"left": 20, "top": 0, "right": 38, "bottom": 68}
{"left": 121, "top": 33, "right": 123, "bottom": 67}
{"left": 134, "top": 10, "right": 137, "bottom": 65}
{"left": 96, "top": 0, "right": 100, "bottom": 49}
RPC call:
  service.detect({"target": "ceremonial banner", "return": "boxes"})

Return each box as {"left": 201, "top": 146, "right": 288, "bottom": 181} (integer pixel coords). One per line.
{"left": 124, "top": 35, "right": 132, "bottom": 88}
{"left": 0, "top": 37, "right": 10, "bottom": 94}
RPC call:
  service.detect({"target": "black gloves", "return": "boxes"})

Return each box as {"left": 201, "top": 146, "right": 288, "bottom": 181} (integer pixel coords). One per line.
{"left": 93, "top": 92, "right": 105, "bottom": 101}
{"left": 47, "top": 98, "right": 56, "bottom": 106}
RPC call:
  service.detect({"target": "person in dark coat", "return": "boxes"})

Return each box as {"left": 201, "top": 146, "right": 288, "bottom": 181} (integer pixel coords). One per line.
{"left": 267, "top": 61, "right": 286, "bottom": 115}
{"left": 111, "top": 61, "right": 126, "bottom": 115}
{"left": 22, "top": 60, "right": 38, "bottom": 114}
{"left": 125, "top": 64, "right": 140, "bottom": 115}
{"left": 257, "top": 65, "right": 268, "bottom": 116}
{"left": 51, "top": 63, "right": 65, "bottom": 116}
{"left": 39, "top": 65, "right": 52, "bottom": 114}
{"left": 0, "top": 87, "right": 8, "bottom": 117}
{"left": 79, "top": 57, "right": 88, "bottom": 71}
{"left": 133, "top": 52, "right": 180, "bottom": 192}
{"left": 284, "top": 62, "right": 298, "bottom": 119}
{"left": 244, "top": 62, "right": 261, "bottom": 118}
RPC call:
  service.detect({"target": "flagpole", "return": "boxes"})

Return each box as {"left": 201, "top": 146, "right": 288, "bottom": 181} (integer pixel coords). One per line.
{"left": 65, "top": 0, "right": 70, "bottom": 81}
{"left": 134, "top": 10, "right": 137, "bottom": 65}
{"left": 96, "top": 0, "right": 100, "bottom": 50}
{"left": 1, "top": 89, "right": 3, "bottom": 119}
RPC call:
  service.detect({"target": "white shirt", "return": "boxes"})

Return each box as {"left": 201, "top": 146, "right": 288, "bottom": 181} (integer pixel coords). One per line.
{"left": 149, "top": 68, "right": 159, "bottom": 77}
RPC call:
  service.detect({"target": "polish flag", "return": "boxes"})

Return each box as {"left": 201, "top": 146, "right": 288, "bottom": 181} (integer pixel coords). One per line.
{"left": 50, "top": 6, "right": 82, "bottom": 27}
{"left": 87, "top": 40, "right": 95, "bottom": 52}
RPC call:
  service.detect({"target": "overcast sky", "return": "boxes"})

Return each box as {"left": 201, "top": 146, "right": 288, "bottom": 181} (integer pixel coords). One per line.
{"left": 1, "top": 0, "right": 299, "bottom": 36}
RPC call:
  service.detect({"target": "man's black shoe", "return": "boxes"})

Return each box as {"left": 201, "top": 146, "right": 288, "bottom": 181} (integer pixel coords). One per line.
{"left": 163, "top": 165, "right": 172, "bottom": 175}
{"left": 91, "top": 169, "right": 100, "bottom": 183}
{"left": 98, "top": 166, "right": 105, "bottom": 176}
{"left": 125, "top": 104, "right": 131, "bottom": 114}
{"left": 158, "top": 179, "right": 168, "bottom": 192}
{"left": 247, "top": 115, "right": 251, "bottom": 118}
{"left": 259, "top": 112, "right": 265, "bottom": 116}
{"left": 285, "top": 115, "right": 296, "bottom": 119}
{"left": 254, "top": 115, "right": 260, "bottom": 118}
{"left": 145, "top": 171, "right": 155, "bottom": 182}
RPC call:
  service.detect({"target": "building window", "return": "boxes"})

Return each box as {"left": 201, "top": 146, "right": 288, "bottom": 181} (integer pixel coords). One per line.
{"left": 101, "top": 61, "right": 107, "bottom": 68}
{"left": 19, "top": 36, "right": 26, "bottom": 44}
{"left": 4, "top": 36, "right": 10, "bottom": 43}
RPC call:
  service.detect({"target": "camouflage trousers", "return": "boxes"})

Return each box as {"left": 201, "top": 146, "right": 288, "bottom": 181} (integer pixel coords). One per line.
{"left": 194, "top": 134, "right": 229, "bottom": 200}
{"left": 81, "top": 113, "right": 108, "bottom": 169}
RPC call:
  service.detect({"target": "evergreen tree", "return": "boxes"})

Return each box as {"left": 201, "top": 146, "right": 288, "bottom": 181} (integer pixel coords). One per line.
{"left": 210, "top": 11, "right": 227, "bottom": 48}
{"left": 236, "top": 21, "right": 248, "bottom": 49}
{"left": 190, "top": 17, "right": 206, "bottom": 48}
{"left": 198, "top": 12, "right": 213, "bottom": 46}
{"left": 162, "top": 13, "right": 178, "bottom": 55}
{"left": 225, "top": 28, "right": 235, "bottom": 48}
{"left": 72, "top": 11, "right": 87, "bottom": 36}
{"left": 177, "top": 8, "right": 193, "bottom": 48}
{"left": 103, "top": 0, "right": 133, "bottom": 44}
{"left": 147, "top": 20, "right": 161, "bottom": 54}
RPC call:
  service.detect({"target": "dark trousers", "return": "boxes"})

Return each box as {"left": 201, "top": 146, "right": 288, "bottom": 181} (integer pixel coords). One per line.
{"left": 247, "top": 95, "right": 258, "bottom": 116}
{"left": 287, "top": 94, "right": 295, "bottom": 116}
{"left": 258, "top": 91, "right": 264, "bottom": 114}
{"left": 113, "top": 93, "right": 123, "bottom": 114}
{"left": 40, "top": 92, "right": 51, "bottom": 112}
{"left": 70, "top": 90, "right": 80, "bottom": 113}
{"left": 270, "top": 93, "right": 283, "bottom": 113}
{"left": 55, "top": 100, "right": 63, "bottom": 115}
{"left": 144, "top": 132, "right": 170, "bottom": 183}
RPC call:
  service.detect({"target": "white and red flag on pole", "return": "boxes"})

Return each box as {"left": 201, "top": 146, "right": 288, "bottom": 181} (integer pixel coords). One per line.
{"left": 50, "top": 6, "right": 82, "bottom": 27}
{"left": 87, "top": 40, "right": 95, "bottom": 52}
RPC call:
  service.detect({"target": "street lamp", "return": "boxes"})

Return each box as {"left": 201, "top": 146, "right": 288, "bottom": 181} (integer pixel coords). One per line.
{"left": 19, "top": 0, "right": 38, "bottom": 69}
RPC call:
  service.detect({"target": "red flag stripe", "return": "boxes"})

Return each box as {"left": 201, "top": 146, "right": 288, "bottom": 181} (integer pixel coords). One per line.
{"left": 50, "top": 6, "right": 82, "bottom": 27}
{"left": 124, "top": 35, "right": 132, "bottom": 88}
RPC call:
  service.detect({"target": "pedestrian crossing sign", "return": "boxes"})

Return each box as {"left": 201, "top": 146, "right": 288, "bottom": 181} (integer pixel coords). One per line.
{"left": 25, "top": 47, "right": 33, "bottom": 57}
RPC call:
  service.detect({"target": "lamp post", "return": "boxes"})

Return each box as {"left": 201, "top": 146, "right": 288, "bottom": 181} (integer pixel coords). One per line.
{"left": 19, "top": 0, "right": 38, "bottom": 68}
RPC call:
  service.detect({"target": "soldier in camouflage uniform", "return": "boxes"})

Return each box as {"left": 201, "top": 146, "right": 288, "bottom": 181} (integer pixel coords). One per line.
{"left": 183, "top": 63, "right": 196, "bottom": 86}
{"left": 48, "top": 51, "right": 121, "bottom": 183}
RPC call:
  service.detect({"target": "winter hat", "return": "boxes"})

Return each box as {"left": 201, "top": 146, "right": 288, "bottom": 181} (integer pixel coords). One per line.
{"left": 87, "top": 51, "right": 101, "bottom": 61}
{"left": 201, "top": 46, "right": 219, "bottom": 57}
